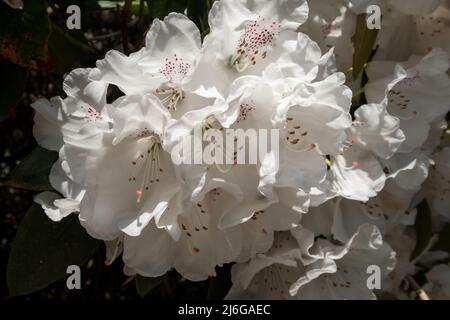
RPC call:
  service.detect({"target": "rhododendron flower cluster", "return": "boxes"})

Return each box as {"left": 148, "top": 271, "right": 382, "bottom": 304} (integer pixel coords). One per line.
{"left": 30, "top": 0, "right": 450, "bottom": 299}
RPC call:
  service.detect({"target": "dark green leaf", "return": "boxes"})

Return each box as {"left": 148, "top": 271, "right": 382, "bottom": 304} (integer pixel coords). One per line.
{"left": 432, "top": 223, "right": 450, "bottom": 254}
{"left": 410, "top": 200, "right": 432, "bottom": 261}
{"left": 131, "top": 0, "right": 149, "bottom": 16}
{"left": 135, "top": 274, "right": 163, "bottom": 298}
{"left": 5, "top": 146, "right": 58, "bottom": 191}
{"left": 0, "top": 0, "right": 51, "bottom": 69}
{"left": 53, "top": 0, "right": 101, "bottom": 12}
{"left": 351, "top": 14, "right": 378, "bottom": 79}
{"left": 187, "top": 0, "right": 208, "bottom": 34}
{"left": 48, "top": 22, "right": 94, "bottom": 75}
{"left": 207, "top": 264, "right": 232, "bottom": 300}
{"left": 7, "top": 204, "right": 100, "bottom": 296}
{"left": 145, "top": 0, "right": 188, "bottom": 20}
{"left": 0, "top": 59, "right": 28, "bottom": 121}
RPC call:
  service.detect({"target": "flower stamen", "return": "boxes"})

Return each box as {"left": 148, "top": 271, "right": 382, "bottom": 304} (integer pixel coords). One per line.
{"left": 231, "top": 17, "right": 280, "bottom": 72}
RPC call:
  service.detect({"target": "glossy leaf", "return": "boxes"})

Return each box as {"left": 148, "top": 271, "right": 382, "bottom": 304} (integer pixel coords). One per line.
{"left": 5, "top": 146, "right": 58, "bottom": 191}
{"left": 135, "top": 274, "right": 163, "bottom": 298}
{"left": 433, "top": 223, "right": 450, "bottom": 255}
{"left": 48, "top": 22, "right": 94, "bottom": 75}
{"left": 7, "top": 204, "right": 100, "bottom": 296}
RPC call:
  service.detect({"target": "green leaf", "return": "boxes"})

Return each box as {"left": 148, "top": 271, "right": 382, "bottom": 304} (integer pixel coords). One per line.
{"left": 130, "top": 0, "right": 149, "bottom": 16}
{"left": 98, "top": 0, "right": 120, "bottom": 9}
{"left": 432, "top": 223, "right": 450, "bottom": 254}
{"left": 48, "top": 21, "right": 94, "bottom": 74}
{"left": 7, "top": 204, "right": 100, "bottom": 296}
{"left": 0, "top": 58, "right": 28, "bottom": 121}
{"left": 207, "top": 264, "right": 232, "bottom": 300}
{"left": 135, "top": 275, "right": 163, "bottom": 298}
{"left": 187, "top": 0, "right": 208, "bottom": 34}
{"left": 99, "top": 0, "right": 150, "bottom": 15}
{"left": 55, "top": 0, "right": 101, "bottom": 12}
{"left": 0, "top": 0, "right": 51, "bottom": 69}
{"left": 351, "top": 14, "right": 378, "bottom": 79}
{"left": 5, "top": 146, "right": 58, "bottom": 191}
{"left": 410, "top": 200, "right": 433, "bottom": 261}
{"left": 145, "top": 0, "right": 188, "bottom": 20}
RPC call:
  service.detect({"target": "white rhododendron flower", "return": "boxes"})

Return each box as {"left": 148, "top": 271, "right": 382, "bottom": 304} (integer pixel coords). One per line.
{"left": 298, "top": 0, "right": 356, "bottom": 72}
{"left": 198, "top": 0, "right": 310, "bottom": 94}
{"left": 328, "top": 93, "right": 405, "bottom": 201}
{"left": 288, "top": 224, "right": 396, "bottom": 300}
{"left": 207, "top": 0, "right": 309, "bottom": 71}
{"left": 33, "top": 68, "right": 111, "bottom": 222}
{"left": 226, "top": 224, "right": 395, "bottom": 299}
{"left": 375, "top": 0, "right": 450, "bottom": 61}
{"left": 366, "top": 49, "right": 450, "bottom": 153}
{"left": 26, "top": 0, "right": 450, "bottom": 300}
{"left": 91, "top": 13, "right": 226, "bottom": 129}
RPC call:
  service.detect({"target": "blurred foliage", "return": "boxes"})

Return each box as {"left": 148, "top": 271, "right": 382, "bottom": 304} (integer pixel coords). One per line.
{"left": 0, "top": 0, "right": 448, "bottom": 301}
{"left": 135, "top": 274, "right": 164, "bottom": 298}
{"left": 4, "top": 146, "right": 57, "bottom": 191}
{"left": 0, "top": 0, "right": 214, "bottom": 122}
{"left": 48, "top": 22, "right": 94, "bottom": 74}
{"left": 0, "top": 0, "right": 50, "bottom": 69}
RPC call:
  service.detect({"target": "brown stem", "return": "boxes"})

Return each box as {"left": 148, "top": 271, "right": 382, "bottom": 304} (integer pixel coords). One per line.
{"left": 121, "top": 0, "right": 133, "bottom": 54}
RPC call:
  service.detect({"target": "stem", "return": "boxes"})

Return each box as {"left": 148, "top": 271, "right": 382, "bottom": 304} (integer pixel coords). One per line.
{"left": 407, "top": 275, "right": 431, "bottom": 300}
{"left": 121, "top": 0, "right": 133, "bottom": 54}
{"left": 352, "top": 87, "right": 365, "bottom": 98}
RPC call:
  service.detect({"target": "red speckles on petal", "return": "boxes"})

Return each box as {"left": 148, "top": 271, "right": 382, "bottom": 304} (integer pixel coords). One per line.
{"left": 159, "top": 53, "right": 191, "bottom": 84}
{"left": 232, "top": 16, "right": 280, "bottom": 71}
{"left": 129, "top": 127, "right": 158, "bottom": 140}
{"left": 415, "top": 14, "right": 448, "bottom": 39}
{"left": 236, "top": 103, "right": 254, "bottom": 123}
{"left": 284, "top": 111, "right": 319, "bottom": 152}
{"left": 238, "top": 17, "right": 280, "bottom": 53}
{"left": 82, "top": 105, "right": 103, "bottom": 123}
{"left": 387, "top": 75, "right": 420, "bottom": 120}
